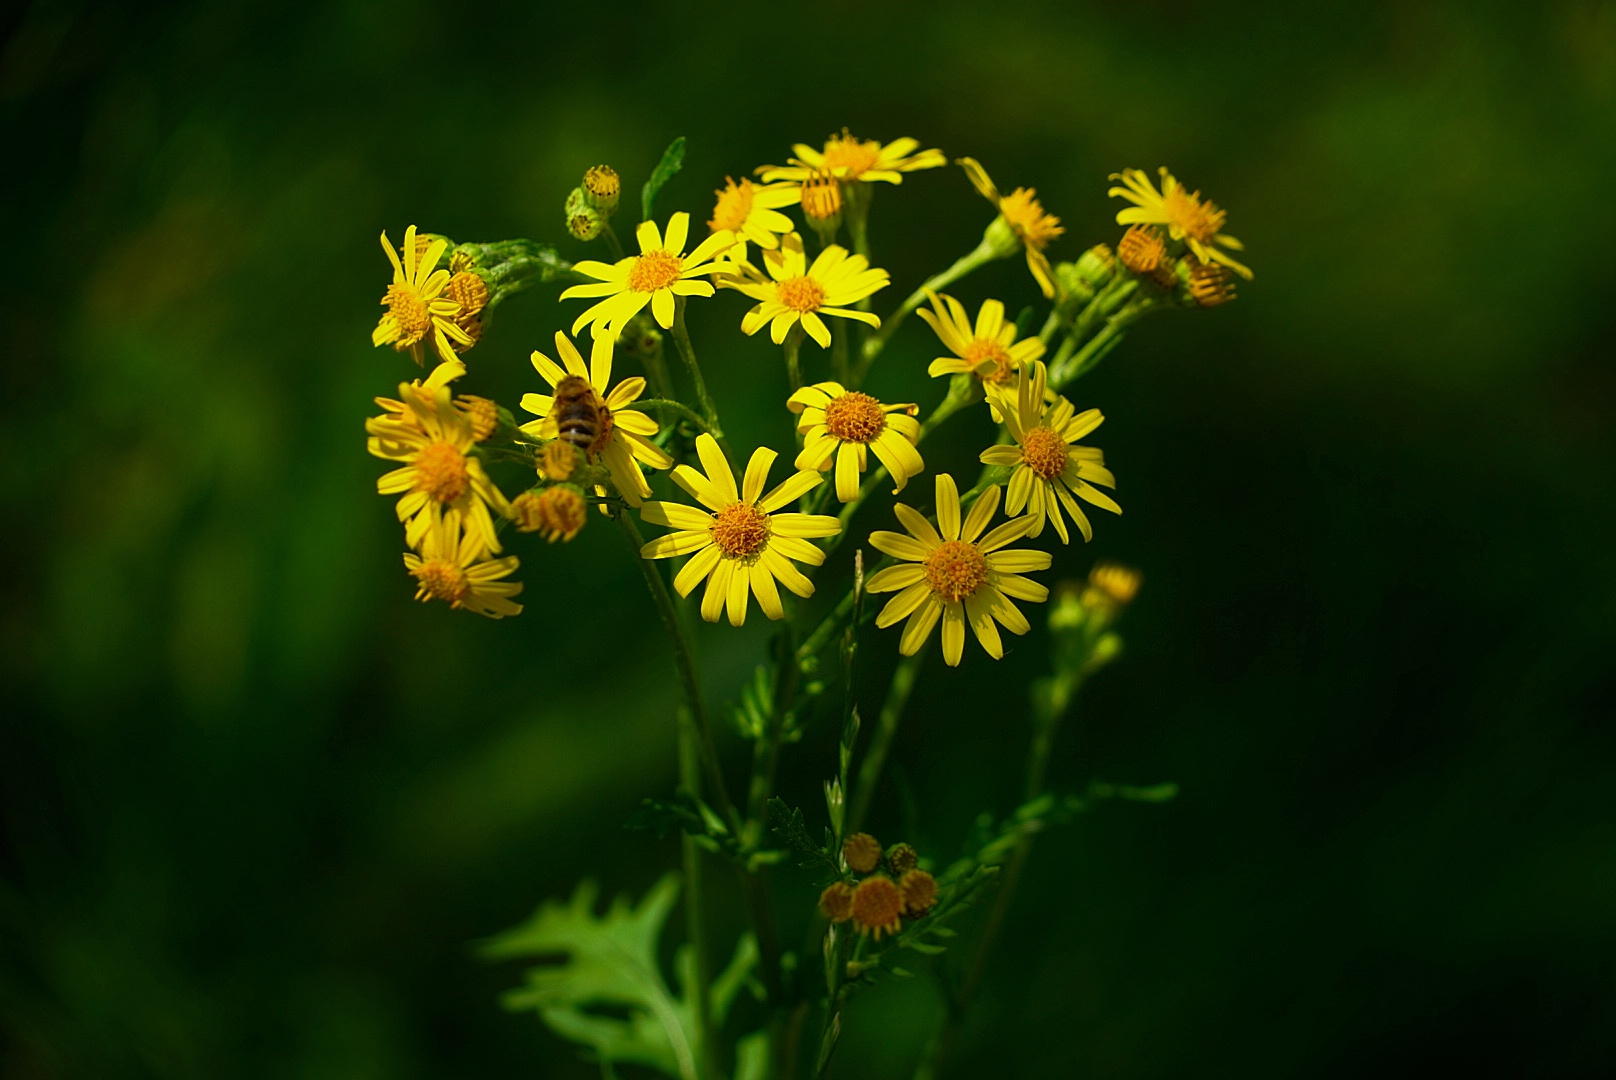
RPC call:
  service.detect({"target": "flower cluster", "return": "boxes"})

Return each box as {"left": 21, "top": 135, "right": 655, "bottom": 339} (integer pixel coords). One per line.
{"left": 818, "top": 832, "right": 938, "bottom": 940}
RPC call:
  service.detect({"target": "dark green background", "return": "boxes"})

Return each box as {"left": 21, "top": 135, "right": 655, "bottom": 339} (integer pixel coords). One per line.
{"left": 4, "top": 0, "right": 1614, "bottom": 1076}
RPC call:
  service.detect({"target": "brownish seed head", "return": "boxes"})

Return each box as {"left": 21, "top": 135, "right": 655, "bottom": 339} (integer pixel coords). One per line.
{"left": 898, "top": 869, "right": 937, "bottom": 918}
{"left": 886, "top": 843, "right": 919, "bottom": 875}
{"left": 842, "top": 832, "right": 882, "bottom": 874}
{"left": 818, "top": 881, "right": 855, "bottom": 923}
{"left": 850, "top": 875, "right": 904, "bottom": 938}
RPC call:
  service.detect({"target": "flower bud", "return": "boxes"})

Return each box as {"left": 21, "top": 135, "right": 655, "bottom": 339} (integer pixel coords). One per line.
{"left": 819, "top": 881, "right": 855, "bottom": 923}
{"left": 886, "top": 843, "right": 918, "bottom": 875}
{"left": 850, "top": 875, "right": 903, "bottom": 939}
{"left": 511, "top": 485, "right": 587, "bottom": 543}
{"left": 982, "top": 214, "right": 1023, "bottom": 261}
{"left": 1186, "top": 258, "right": 1237, "bottom": 308}
{"left": 1118, "top": 225, "right": 1166, "bottom": 274}
{"left": 454, "top": 394, "right": 499, "bottom": 442}
{"left": 565, "top": 188, "right": 604, "bottom": 241}
{"left": 898, "top": 869, "right": 937, "bottom": 917}
{"left": 582, "top": 164, "right": 620, "bottom": 214}
{"left": 541, "top": 440, "right": 580, "bottom": 482}
{"left": 1073, "top": 243, "right": 1115, "bottom": 290}
{"left": 842, "top": 832, "right": 882, "bottom": 874}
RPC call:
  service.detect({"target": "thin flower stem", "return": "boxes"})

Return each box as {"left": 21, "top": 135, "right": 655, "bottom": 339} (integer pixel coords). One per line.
{"left": 856, "top": 236, "right": 997, "bottom": 380}
{"left": 670, "top": 298, "right": 733, "bottom": 461}
{"left": 847, "top": 647, "right": 927, "bottom": 834}
{"left": 831, "top": 318, "right": 850, "bottom": 387}
{"left": 614, "top": 509, "right": 739, "bottom": 831}
{"left": 600, "top": 222, "right": 626, "bottom": 262}
{"left": 784, "top": 328, "right": 804, "bottom": 393}
{"left": 637, "top": 398, "right": 717, "bottom": 436}
{"left": 676, "top": 707, "right": 717, "bottom": 1080}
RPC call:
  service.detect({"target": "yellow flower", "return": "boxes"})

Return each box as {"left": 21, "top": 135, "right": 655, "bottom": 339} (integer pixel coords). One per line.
{"left": 560, "top": 213, "right": 736, "bottom": 339}
{"left": 979, "top": 361, "right": 1120, "bottom": 544}
{"left": 371, "top": 359, "right": 467, "bottom": 433}
{"left": 510, "top": 486, "right": 588, "bottom": 543}
{"left": 403, "top": 508, "right": 523, "bottom": 619}
{"left": 1108, "top": 167, "right": 1252, "bottom": 280}
{"left": 758, "top": 129, "right": 945, "bottom": 185}
{"left": 368, "top": 378, "right": 510, "bottom": 556}
{"left": 708, "top": 176, "right": 800, "bottom": 262}
{"left": 638, "top": 434, "right": 840, "bottom": 625}
{"left": 786, "top": 382, "right": 922, "bottom": 502}
{"left": 730, "top": 233, "right": 888, "bottom": 348}
{"left": 959, "top": 158, "right": 1065, "bottom": 299}
{"left": 517, "top": 331, "right": 672, "bottom": 508}
{"left": 372, "top": 225, "right": 474, "bottom": 365}
{"left": 866, "top": 474, "right": 1050, "bottom": 667}
{"left": 918, "top": 290, "right": 1046, "bottom": 389}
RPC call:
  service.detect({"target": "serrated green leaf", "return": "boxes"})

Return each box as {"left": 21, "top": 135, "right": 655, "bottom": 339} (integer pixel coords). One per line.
{"left": 641, "top": 137, "right": 687, "bottom": 222}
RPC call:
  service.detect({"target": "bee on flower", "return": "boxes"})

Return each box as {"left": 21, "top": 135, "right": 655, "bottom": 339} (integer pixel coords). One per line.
{"left": 637, "top": 434, "right": 841, "bottom": 625}
{"left": 518, "top": 332, "right": 671, "bottom": 508}
{"left": 866, "top": 474, "right": 1051, "bottom": 666}
{"left": 372, "top": 225, "right": 476, "bottom": 365}
{"left": 1109, "top": 166, "right": 1252, "bottom": 280}
{"left": 980, "top": 361, "right": 1120, "bottom": 544}
{"left": 787, "top": 382, "right": 922, "bottom": 502}
{"left": 728, "top": 232, "right": 889, "bottom": 348}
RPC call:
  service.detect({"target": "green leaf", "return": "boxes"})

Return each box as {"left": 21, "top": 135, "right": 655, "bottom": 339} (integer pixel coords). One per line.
{"left": 641, "top": 137, "right": 687, "bottom": 222}
{"left": 484, "top": 875, "right": 758, "bottom": 1080}
{"left": 766, "top": 797, "right": 842, "bottom": 877}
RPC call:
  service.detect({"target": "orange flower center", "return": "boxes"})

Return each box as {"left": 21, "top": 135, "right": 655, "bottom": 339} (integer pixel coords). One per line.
{"left": 628, "top": 249, "right": 684, "bottom": 293}
{"left": 709, "top": 178, "right": 755, "bottom": 232}
{"left": 411, "top": 559, "right": 468, "bottom": 605}
{"left": 923, "top": 539, "right": 988, "bottom": 603}
{"left": 1164, "top": 187, "right": 1227, "bottom": 244}
{"left": 823, "top": 392, "right": 886, "bottom": 443}
{"left": 850, "top": 875, "right": 904, "bottom": 938}
{"left": 777, "top": 275, "right": 825, "bottom": 313}
{"left": 1021, "top": 425, "right": 1069, "bottom": 480}
{"left": 383, "top": 283, "right": 432, "bottom": 343}
{"left": 999, "top": 188, "right": 1064, "bottom": 250}
{"left": 413, "top": 441, "right": 469, "bottom": 502}
{"left": 822, "top": 134, "right": 882, "bottom": 178}
{"left": 963, "top": 338, "right": 1015, "bottom": 384}
{"left": 710, "top": 501, "right": 771, "bottom": 559}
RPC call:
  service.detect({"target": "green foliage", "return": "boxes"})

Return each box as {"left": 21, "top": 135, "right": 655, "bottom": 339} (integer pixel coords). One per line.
{"left": 641, "top": 136, "right": 687, "bottom": 222}
{"left": 766, "top": 796, "right": 842, "bottom": 879}
{"left": 483, "top": 875, "right": 757, "bottom": 1080}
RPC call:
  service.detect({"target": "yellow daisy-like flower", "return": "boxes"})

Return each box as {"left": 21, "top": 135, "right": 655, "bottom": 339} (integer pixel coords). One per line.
{"left": 638, "top": 433, "right": 841, "bottom": 626}
{"left": 371, "top": 358, "right": 468, "bottom": 433}
{"left": 730, "top": 233, "right": 888, "bottom": 348}
{"left": 959, "top": 158, "right": 1065, "bottom": 299}
{"left": 918, "top": 291, "right": 1046, "bottom": 389}
{"left": 561, "top": 212, "right": 736, "bottom": 339}
{"left": 866, "top": 474, "right": 1050, "bottom": 667}
{"left": 758, "top": 129, "right": 945, "bottom": 185}
{"left": 368, "top": 379, "right": 510, "bottom": 557}
{"left": 372, "top": 225, "right": 474, "bottom": 365}
{"left": 786, "top": 382, "right": 922, "bottom": 502}
{"left": 980, "top": 361, "right": 1120, "bottom": 544}
{"left": 1108, "top": 167, "right": 1252, "bottom": 280}
{"left": 404, "top": 508, "right": 523, "bottom": 619}
{"left": 517, "top": 331, "right": 672, "bottom": 508}
{"left": 708, "top": 176, "right": 800, "bottom": 262}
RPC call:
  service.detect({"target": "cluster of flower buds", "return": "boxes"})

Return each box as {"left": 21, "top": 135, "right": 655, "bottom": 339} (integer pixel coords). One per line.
{"left": 566, "top": 164, "right": 621, "bottom": 241}
{"left": 1048, "top": 560, "right": 1143, "bottom": 675}
{"left": 817, "top": 832, "right": 937, "bottom": 940}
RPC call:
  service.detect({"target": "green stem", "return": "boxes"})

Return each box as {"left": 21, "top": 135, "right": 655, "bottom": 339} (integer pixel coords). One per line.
{"left": 676, "top": 708, "right": 717, "bottom": 1080}
{"left": 671, "top": 298, "right": 732, "bottom": 460}
{"left": 857, "top": 236, "right": 998, "bottom": 380}
{"left": 615, "top": 509, "right": 739, "bottom": 831}
{"left": 831, "top": 318, "right": 850, "bottom": 387}
{"left": 784, "top": 327, "right": 804, "bottom": 393}
{"left": 601, "top": 221, "right": 626, "bottom": 262}
{"left": 637, "top": 397, "right": 717, "bottom": 436}
{"left": 847, "top": 648, "right": 926, "bottom": 834}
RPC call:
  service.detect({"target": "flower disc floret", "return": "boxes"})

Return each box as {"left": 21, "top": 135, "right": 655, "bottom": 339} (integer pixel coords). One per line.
{"left": 1020, "top": 426, "right": 1070, "bottom": 479}
{"left": 923, "top": 540, "right": 989, "bottom": 603}
{"left": 411, "top": 559, "right": 467, "bottom": 604}
{"left": 851, "top": 876, "right": 905, "bottom": 938}
{"left": 822, "top": 392, "right": 886, "bottom": 443}
{"left": 778, "top": 276, "right": 826, "bottom": 312}
{"left": 711, "top": 502, "right": 771, "bottom": 559}
{"left": 413, "top": 441, "right": 470, "bottom": 502}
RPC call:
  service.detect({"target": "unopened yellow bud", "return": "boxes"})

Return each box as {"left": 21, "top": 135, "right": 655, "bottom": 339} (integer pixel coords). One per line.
{"left": 445, "top": 271, "right": 489, "bottom": 319}
{"left": 511, "top": 486, "right": 588, "bottom": 542}
{"left": 842, "top": 832, "right": 882, "bottom": 874}
{"left": 1186, "top": 259, "right": 1237, "bottom": 307}
{"left": 540, "top": 440, "right": 579, "bottom": 481}
{"left": 583, "top": 165, "right": 620, "bottom": 214}
{"left": 1118, "top": 225, "right": 1166, "bottom": 274}
{"left": 565, "top": 188, "right": 604, "bottom": 241}
{"left": 886, "top": 843, "right": 918, "bottom": 875}
{"left": 454, "top": 395, "right": 499, "bottom": 442}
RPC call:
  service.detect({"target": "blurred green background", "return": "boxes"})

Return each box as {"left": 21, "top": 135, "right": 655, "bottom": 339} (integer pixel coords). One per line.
{"left": 4, "top": 0, "right": 1615, "bottom": 1076}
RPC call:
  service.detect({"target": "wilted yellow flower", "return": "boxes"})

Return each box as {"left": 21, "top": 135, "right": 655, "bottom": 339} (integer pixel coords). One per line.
{"left": 561, "top": 213, "right": 736, "bottom": 339}
{"left": 787, "top": 382, "right": 922, "bottom": 502}
{"left": 849, "top": 875, "right": 904, "bottom": 939}
{"left": 368, "top": 378, "right": 510, "bottom": 557}
{"left": 1109, "top": 167, "right": 1252, "bottom": 280}
{"left": 637, "top": 434, "right": 840, "bottom": 625}
{"left": 403, "top": 509, "right": 523, "bottom": 619}
{"left": 372, "top": 225, "right": 474, "bottom": 365}
{"left": 866, "top": 474, "right": 1050, "bottom": 667}
{"left": 959, "top": 158, "right": 1064, "bottom": 298}
{"left": 758, "top": 129, "right": 945, "bottom": 185}
{"left": 517, "top": 332, "right": 672, "bottom": 508}
{"left": 979, "top": 361, "right": 1120, "bottom": 544}
{"left": 729, "top": 233, "right": 888, "bottom": 348}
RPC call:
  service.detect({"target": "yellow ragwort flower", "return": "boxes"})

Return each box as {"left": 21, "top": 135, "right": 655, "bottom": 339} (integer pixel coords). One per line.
{"left": 404, "top": 508, "right": 523, "bottom": 619}
{"left": 518, "top": 331, "right": 672, "bottom": 508}
{"left": 849, "top": 875, "right": 904, "bottom": 939}
{"left": 638, "top": 433, "right": 841, "bottom": 625}
{"left": 866, "top": 474, "right": 1051, "bottom": 667}
{"left": 758, "top": 129, "right": 945, "bottom": 185}
{"left": 980, "top": 361, "right": 1120, "bottom": 544}
{"left": 1109, "top": 167, "right": 1252, "bottom": 280}
{"left": 787, "top": 382, "right": 922, "bottom": 502}
{"left": 708, "top": 176, "right": 800, "bottom": 263}
{"left": 958, "top": 158, "right": 1065, "bottom": 299}
{"left": 372, "top": 225, "right": 474, "bottom": 365}
{"left": 561, "top": 212, "right": 736, "bottom": 339}
{"left": 371, "top": 359, "right": 467, "bottom": 433}
{"left": 368, "top": 378, "right": 510, "bottom": 557}
{"left": 730, "top": 233, "right": 888, "bottom": 348}
{"left": 919, "top": 290, "right": 1046, "bottom": 390}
